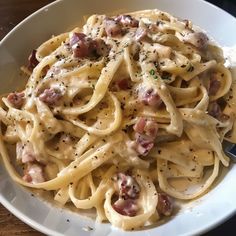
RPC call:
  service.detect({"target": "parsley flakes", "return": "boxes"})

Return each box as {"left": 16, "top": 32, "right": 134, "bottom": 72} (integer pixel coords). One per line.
{"left": 149, "top": 69, "right": 155, "bottom": 75}
{"left": 149, "top": 69, "right": 159, "bottom": 80}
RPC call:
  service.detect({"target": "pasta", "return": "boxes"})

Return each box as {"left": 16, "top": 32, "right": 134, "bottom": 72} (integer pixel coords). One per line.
{"left": 0, "top": 9, "right": 236, "bottom": 230}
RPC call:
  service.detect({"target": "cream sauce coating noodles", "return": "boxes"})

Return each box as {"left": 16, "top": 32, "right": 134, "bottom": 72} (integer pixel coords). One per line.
{"left": 0, "top": 9, "right": 236, "bottom": 230}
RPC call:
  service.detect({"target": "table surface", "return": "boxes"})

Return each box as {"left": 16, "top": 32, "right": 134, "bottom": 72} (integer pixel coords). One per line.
{"left": 0, "top": 0, "right": 236, "bottom": 235}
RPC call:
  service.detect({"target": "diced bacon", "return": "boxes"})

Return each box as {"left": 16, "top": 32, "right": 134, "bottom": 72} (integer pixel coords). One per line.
{"left": 112, "top": 172, "right": 140, "bottom": 216}
{"left": 115, "top": 15, "right": 139, "bottom": 27}
{"left": 145, "top": 120, "right": 159, "bottom": 137}
{"left": 69, "top": 32, "right": 109, "bottom": 58}
{"left": 133, "top": 117, "right": 159, "bottom": 156}
{"left": 104, "top": 18, "right": 122, "bottom": 37}
{"left": 69, "top": 32, "right": 87, "bottom": 47}
{"left": 28, "top": 49, "right": 39, "bottom": 71}
{"left": 208, "top": 74, "right": 221, "bottom": 96}
{"left": 23, "top": 163, "right": 45, "bottom": 184}
{"left": 117, "top": 173, "right": 140, "bottom": 200}
{"left": 39, "top": 88, "right": 62, "bottom": 106}
{"left": 134, "top": 118, "right": 159, "bottom": 137}
{"left": 113, "top": 198, "right": 138, "bottom": 216}
{"left": 139, "top": 88, "right": 162, "bottom": 108}
{"left": 22, "top": 173, "right": 32, "bottom": 182}
{"left": 157, "top": 193, "right": 173, "bottom": 216}
{"left": 16, "top": 142, "right": 36, "bottom": 163}
{"left": 69, "top": 32, "right": 91, "bottom": 58}
{"left": 182, "top": 32, "right": 208, "bottom": 49}
{"left": 116, "top": 78, "right": 130, "bottom": 90}
{"left": 104, "top": 15, "right": 138, "bottom": 37}
{"left": 135, "top": 133, "right": 154, "bottom": 156}
{"left": 7, "top": 92, "right": 25, "bottom": 109}
{"left": 135, "top": 27, "right": 148, "bottom": 41}
{"left": 133, "top": 117, "right": 146, "bottom": 134}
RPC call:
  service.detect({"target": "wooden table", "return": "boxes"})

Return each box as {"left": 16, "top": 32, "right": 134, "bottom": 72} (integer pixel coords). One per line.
{"left": 0, "top": 0, "right": 236, "bottom": 235}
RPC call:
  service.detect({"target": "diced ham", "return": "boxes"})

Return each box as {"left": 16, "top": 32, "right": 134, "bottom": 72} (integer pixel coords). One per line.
{"left": 16, "top": 142, "right": 36, "bottom": 163}
{"left": 70, "top": 33, "right": 93, "bottom": 58}
{"left": 7, "top": 92, "right": 25, "bottom": 109}
{"left": 112, "top": 198, "right": 138, "bottom": 216}
{"left": 22, "top": 173, "right": 33, "bottom": 182}
{"left": 28, "top": 49, "right": 39, "bottom": 71}
{"left": 145, "top": 120, "right": 159, "bottom": 137}
{"left": 116, "top": 78, "right": 130, "bottom": 90}
{"left": 135, "top": 133, "right": 154, "bottom": 156}
{"left": 133, "top": 117, "right": 146, "bottom": 134}
{"left": 117, "top": 172, "right": 140, "bottom": 200}
{"left": 134, "top": 118, "right": 159, "bottom": 137}
{"left": 23, "top": 163, "right": 45, "bottom": 184}
{"left": 69, "top": 32, "right": 109, "bottom": 58}
{"left": 133, "top": 118, "right": 159, "bottom": 156}
{"left": 39, "top": 88, "right": 62, "bottom": 106}
{"left": 115, "top": 15, "right": 139, "bottom": 28}
{"left": 182, "top": 31, "right": 208, "bottom": 49}
{"left": 112, "top": 172, "right": 140, "bottom": 216}
{"left": 208, "top": 74, "right": 221, "bottom": 96}
{"left": 157, "top": 193, "right": 173, "bottom": 216}
{"left": 69, "top": 32, "right": 87, "bottom": 47}
{"left": 73, "top": 40, "right": 91, "bottom": 58}
{"left": 139, "top": 88, "right": 162, "bottom": 108}
{"left": 135, "top": 27, "right": 148, "bottom": 41}
{"left": 104, "top": 18, "right": 122, "bottom": 37}
{"left": 104, "top": 15, "right": 138, "bottom": 37}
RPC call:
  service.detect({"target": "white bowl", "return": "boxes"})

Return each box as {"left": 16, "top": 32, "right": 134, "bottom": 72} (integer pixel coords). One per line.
{"left": 0, "top": 0, "right": 236, "bottom": 235}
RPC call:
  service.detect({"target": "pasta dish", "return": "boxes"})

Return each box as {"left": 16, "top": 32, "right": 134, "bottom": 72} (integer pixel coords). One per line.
{"left": 0, "top": 9, "right": 235, "bottom": 230}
